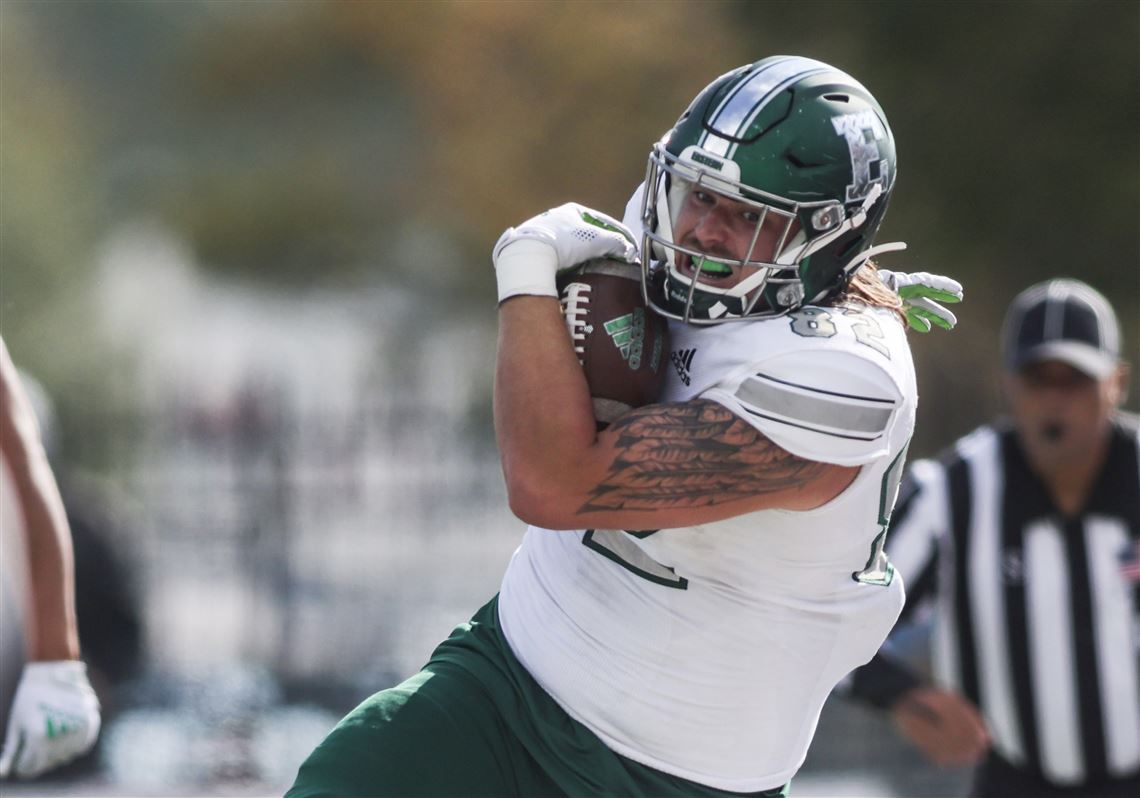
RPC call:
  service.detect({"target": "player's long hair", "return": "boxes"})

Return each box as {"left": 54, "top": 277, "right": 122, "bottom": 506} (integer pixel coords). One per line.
{"left": 832, "top": 262, "right": 907, "bottom": 325}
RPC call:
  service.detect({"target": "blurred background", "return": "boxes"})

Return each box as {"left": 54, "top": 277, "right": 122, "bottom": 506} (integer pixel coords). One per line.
{"left": 0, "top": 0, "right": 1136, "bottom": 795}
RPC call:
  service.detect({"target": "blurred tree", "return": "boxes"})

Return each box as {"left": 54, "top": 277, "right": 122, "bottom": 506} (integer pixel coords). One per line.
{"left": 2, "top": 0, "right": 1136, "bottom": 455}
{"left": 158, "top": 6, "right": 418, "bottom": 288}
{"left": 728, "top": 0, "right": 1139, "bottom": 450}
{"left": 326, "top": 0, "right": 749, "bottom": 247}
{"left": 0, "top": 5, "right": 104, "bottom": 394}
{"left": 102, "top": 0, "right": 753, "bottom": 297}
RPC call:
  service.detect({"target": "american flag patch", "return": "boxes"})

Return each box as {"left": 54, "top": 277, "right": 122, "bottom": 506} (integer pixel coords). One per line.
{"left": 1120, "top": 540, "right": 1140, "bottom": 583}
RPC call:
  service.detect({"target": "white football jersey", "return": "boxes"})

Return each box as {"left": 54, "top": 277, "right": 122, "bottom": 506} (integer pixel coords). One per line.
{"left": 499, "top": 303, "right": 917, "bottom": 790}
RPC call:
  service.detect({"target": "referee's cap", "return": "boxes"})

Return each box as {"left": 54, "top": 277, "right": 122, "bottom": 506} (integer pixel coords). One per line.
{"left": 1001, "top": 278, "right": 1122, "bottom": 379}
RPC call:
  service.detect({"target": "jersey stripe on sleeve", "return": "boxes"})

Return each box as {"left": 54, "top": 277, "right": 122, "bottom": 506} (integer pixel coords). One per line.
{"left": 733, "top": 372, "right": 896, "bottom": 442}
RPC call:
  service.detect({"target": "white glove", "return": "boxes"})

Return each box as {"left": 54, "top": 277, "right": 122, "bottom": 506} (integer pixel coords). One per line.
{"left": 878, "top": 269, "right": 964, "bottom": 332}
{"left": 492, "top": 202, "right": 639, "bottom": 302}
{"left": 0, "top": 661, "right": 101, "bottom": 779}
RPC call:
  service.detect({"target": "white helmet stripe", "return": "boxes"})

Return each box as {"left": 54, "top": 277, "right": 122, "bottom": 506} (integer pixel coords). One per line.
{"left": 707, "top": 56, "right": 809, "bottom": 132}
{"left": 698, "top": 57, "right": 833, "bottom": 157}
{"left": 724, "top": 65, "right": 836, "bottom": 160}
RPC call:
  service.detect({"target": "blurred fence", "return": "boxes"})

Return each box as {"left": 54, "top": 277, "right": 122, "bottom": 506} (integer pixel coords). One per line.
{"left": 25, "top": 388, "right": 518, "bottom": 793}
{"left": 68, "top": 390, "right": 519, "bottom": 692}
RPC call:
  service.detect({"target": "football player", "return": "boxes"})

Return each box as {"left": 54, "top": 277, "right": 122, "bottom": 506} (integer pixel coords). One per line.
{"left": 0, "top": 336, "right": 101, "bottom": 780}
{"left": 288, "top": 55, "right": 961, "bottom": 797}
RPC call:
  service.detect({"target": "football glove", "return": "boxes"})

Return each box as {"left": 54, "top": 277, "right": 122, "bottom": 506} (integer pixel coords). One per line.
{"left": 492, "top": 202, "right": 639, "bottom": 302}
{"left": 879, "top": 270, "right": 964, "bottom": 332}
{"left": 0, "top": 661, "right": 101, "bottom": 780}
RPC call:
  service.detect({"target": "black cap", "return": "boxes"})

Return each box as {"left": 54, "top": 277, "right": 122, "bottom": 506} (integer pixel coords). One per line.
{"left": 1001, "top": 278, "right": 1122, "bottom": 379}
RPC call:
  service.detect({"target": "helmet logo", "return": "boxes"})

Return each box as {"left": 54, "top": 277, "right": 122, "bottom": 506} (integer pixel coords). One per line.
{"left": 690, "top": 151, "right": 725, "bottom": 171}
{"left": 677, "top": 145, "right": 741, "bottom": 184}
{"left": 831, "top": 111, "right": 892, "bottom": 204}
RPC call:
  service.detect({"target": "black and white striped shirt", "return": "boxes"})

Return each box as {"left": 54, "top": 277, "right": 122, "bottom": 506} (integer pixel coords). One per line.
{"left": 851, "top": 413, "right": 1140, "bottom": 789}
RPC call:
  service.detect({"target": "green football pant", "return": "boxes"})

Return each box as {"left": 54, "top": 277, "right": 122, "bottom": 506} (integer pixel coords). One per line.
{"left": 286, "top": 596, "right": 790, "bottom": 798}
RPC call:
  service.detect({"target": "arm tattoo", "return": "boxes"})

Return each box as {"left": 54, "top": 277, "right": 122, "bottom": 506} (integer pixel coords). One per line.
{"left": 581, "top": 400, "right": 829, "bottom": 513}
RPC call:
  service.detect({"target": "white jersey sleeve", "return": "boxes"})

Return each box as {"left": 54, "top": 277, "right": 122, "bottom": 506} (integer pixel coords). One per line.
{"left": 663, "top": 305, "right": 914, "bottom": 467}
{"left": 701, "top": 346, "right": 903, "bottom": 465}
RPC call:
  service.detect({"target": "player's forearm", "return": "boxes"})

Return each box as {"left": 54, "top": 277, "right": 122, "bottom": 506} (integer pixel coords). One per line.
{"left": 494, "top": 296, "right": 599, "bottom": 523}
{"left": 0, "top": 344, "right": 81, "bottom": 662}
{"left": 16, "top": 454, "right": 80, "bottom": 661}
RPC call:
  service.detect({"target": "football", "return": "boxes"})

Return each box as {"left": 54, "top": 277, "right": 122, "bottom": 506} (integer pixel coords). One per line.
{"left": 558, "top": 258, "right": 670, "bottom": 425}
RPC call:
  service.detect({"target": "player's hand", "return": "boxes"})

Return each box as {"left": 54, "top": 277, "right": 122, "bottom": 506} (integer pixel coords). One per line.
{"left": 878, "top": 270, "right": 963, "bottom": 332}
{"left": 492, "top": 203, "right": 639, "bottom": 302}
{"left": 0, "top": 661, "right": 101, "bottom": 780}
{"left": 890, "top": 686, "right": 989, "bottom": 767}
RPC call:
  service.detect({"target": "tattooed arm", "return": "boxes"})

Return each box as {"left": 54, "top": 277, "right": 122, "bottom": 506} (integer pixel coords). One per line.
{"left": 494, "top": 296, "right": 858, "bottom": 530}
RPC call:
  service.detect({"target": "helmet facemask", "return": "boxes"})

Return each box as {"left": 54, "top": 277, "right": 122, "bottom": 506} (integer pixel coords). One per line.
{"left": 641, "top": 144, "right": 848, "bottom": 324}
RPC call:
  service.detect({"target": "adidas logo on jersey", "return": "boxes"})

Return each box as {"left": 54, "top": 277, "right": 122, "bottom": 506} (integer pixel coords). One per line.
{"left": 671, "top": 348, "right": 696, "bottom": 386}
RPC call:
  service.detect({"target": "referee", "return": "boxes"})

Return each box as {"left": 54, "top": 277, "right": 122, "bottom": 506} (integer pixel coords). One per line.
{"left": 849, "top": 278, "right": 1139, "bottom": 797}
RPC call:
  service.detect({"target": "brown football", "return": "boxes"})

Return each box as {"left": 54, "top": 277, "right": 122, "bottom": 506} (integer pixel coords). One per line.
{"left": 558, "top": 258, "right": 670, "bottom": 425}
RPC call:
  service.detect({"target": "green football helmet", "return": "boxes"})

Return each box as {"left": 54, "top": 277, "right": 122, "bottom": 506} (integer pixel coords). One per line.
{"left": 640, "top": 55, "right": 902, "bottom": 323}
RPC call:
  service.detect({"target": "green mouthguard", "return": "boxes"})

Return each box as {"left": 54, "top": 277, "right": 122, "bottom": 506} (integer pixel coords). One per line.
{"left": 695, "top": 256, "right": 732, "bottom": 276}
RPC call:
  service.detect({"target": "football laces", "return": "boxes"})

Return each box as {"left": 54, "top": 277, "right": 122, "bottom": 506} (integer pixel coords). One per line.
{"left": 560, "top": 282, "right": 593, "bottom": 365}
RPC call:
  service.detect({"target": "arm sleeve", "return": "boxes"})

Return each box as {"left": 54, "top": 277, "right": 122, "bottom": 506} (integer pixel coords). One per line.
{"left": 699, "top": 347, "right": 905, "bottom": 466}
